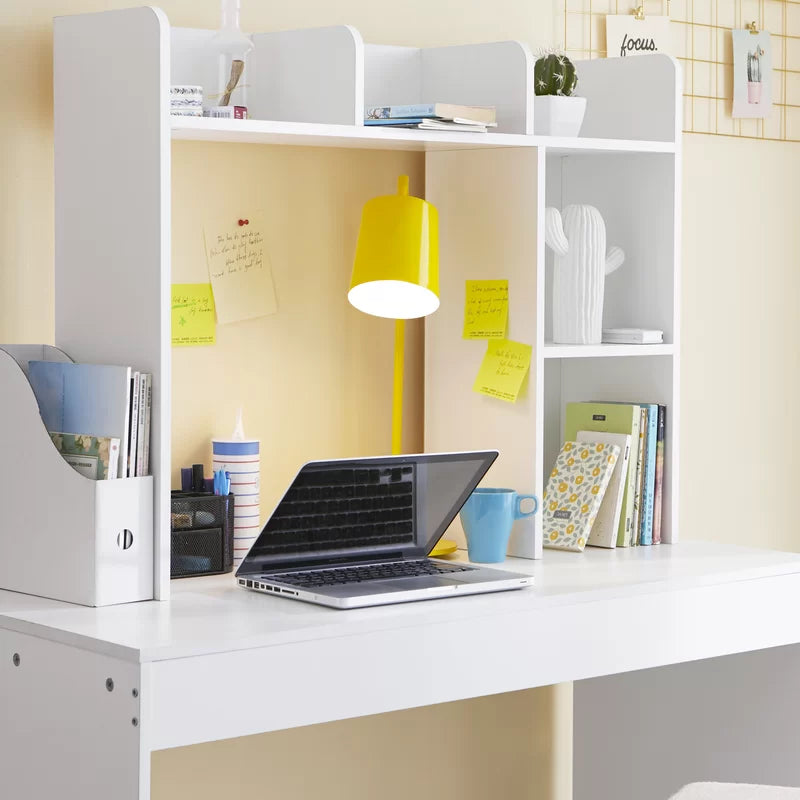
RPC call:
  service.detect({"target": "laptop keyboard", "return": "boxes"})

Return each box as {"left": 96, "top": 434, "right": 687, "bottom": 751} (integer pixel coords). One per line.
{"left": 250, "top": 466, "right": 416, "bottom": 556}
{"left": 264, "top": 560, "right": 475, "bottom": 589}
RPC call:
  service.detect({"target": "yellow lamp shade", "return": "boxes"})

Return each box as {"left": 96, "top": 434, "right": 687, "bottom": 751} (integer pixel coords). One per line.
{"left": 348, "top": 175, "right": 439, "bottom": 319}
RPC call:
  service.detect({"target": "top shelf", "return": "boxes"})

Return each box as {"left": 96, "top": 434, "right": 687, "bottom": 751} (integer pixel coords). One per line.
{"left": 170, "top": 22, "right": 682, "bottom": 145}
{"left": 171, "top": 117, "right": 678, "bottom": 154}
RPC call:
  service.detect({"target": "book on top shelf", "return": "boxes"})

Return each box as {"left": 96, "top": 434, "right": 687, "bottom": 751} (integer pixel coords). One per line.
{"left": 576, "top": 431, "right": 631, "bottom": 548}
{"left": 564, "top": 402, "right": 641, "bottom": 548}
{"left": 602, "top": 328, "right": 664, "bottom": 344}
{"left": 364, "top": 118, "right": 495, "bottom": 132}
{"left": 543, "top": 440, "right": 620, "bottom": 552}
{"left": 365, "top": 102, "right": 497, "bottom": 124}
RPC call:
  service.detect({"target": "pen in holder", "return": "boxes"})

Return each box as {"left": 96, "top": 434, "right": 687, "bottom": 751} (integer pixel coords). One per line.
{"left": 170, "top": 492, "right": 235, "bottom": 578}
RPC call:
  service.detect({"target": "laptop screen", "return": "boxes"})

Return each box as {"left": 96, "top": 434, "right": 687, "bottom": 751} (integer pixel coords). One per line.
{"left": 237, "top": 451, "right": 498, "bottom": 573}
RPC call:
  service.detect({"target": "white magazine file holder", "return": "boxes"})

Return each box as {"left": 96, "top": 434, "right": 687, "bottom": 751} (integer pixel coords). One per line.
{"left": 0, "top": 345, "right": 153, "bottom": 606}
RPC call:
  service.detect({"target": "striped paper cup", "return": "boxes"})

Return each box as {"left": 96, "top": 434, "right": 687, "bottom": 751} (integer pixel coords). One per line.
{"left": 212, "top": 439, "right": 260, "bottom": 567}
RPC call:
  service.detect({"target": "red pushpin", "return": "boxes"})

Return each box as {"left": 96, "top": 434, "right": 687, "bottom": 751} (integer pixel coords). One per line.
{"left": 238, "top": 219, "right": 245, "bottom": 226}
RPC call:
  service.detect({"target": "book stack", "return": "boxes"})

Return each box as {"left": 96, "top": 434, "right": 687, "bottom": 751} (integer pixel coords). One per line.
{"left": 602, "top": 328, "right": 664, "bottom": 344}
{"left": 364, "top": 102, "right": 497, "bottom": 133}
{"left": 547, "top": 401, "right": 667, "bottom": 549}
{"left": 28, "top": 361, "right": 153, "bottom": 480}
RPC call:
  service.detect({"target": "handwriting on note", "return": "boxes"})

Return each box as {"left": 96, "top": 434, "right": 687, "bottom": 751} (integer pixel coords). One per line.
{"left": 463, "top": 280, "right": 508, "bottom": 339}
{"left": 171, "top": 283, "right": 216, "bottom": 346}
{"left": 203, "top": 213, "right": 277, "bottom": 324}
{"left": 473, "top": 338, "right": 532, "bottom": 403}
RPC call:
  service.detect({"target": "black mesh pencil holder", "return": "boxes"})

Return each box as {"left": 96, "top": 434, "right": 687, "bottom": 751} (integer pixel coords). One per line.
{"left": 170, "top": 492, "right": 235, "bottom": 578}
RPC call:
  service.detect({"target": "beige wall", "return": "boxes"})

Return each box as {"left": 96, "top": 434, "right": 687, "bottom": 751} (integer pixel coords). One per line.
{"left": 680, "top": 134, "right": 800, "bottom": 551}
{"left": 2, "top": 2, "right": 798, "bottom": 800}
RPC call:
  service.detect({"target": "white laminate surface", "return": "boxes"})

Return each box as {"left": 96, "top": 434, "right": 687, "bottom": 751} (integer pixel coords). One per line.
{"left": 1, "top": 542, "right": 798, "bottom": 664}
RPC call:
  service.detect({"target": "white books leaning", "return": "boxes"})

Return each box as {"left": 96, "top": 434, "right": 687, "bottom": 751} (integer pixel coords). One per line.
{"left": 128, "top": 371, "right": 140, "bottom": 478}
{"left": 602, "top": 328, "right": 664, "bottom": 344}
{"left": 576, "top": 431, "right": 632, "bottom": 548}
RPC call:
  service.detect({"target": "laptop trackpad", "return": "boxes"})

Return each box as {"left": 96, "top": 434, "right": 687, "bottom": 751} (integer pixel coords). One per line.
{"left": 376, "top": 576, "right": 464, "bottom": 591}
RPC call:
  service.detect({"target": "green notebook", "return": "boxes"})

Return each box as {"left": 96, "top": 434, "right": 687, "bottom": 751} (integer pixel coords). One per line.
{"left": 564, "top": 403, "right": 641, "bottom": 547}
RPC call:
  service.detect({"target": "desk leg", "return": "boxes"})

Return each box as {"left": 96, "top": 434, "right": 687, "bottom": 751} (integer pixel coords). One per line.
{"left": 0, "top": 628, "right": 146, "bottom": 800}
{"left": 574, "top": 644, "right": 800, "bottom": 800}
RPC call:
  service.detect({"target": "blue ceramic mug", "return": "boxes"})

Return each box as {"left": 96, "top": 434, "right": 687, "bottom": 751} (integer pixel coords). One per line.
{"left": 459, "top": 488, "right": 539, "bottom": 563}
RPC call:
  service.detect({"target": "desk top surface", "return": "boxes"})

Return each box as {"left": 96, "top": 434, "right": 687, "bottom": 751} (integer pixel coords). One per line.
{"left": 1, "top": 541, "right": 799, "bottom": 663}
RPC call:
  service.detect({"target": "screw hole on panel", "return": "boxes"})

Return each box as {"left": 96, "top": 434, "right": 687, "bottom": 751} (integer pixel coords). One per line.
{"left": 117, "top": 529, "right": 134, "bottom": 550}
{"left": 106, "top": 678, "right": 114, "bottom": 692}
{"left": 132, "top": 688, "right": 139, "bottom": 698}
{"left": 12, "top": 653, "right": 20, "bottom": 666}
{"left": 132, "top": 718, "right": 139, "bottom": 727}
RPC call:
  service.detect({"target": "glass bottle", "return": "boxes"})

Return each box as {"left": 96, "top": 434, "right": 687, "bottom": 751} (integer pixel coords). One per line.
{"left": 205, "top": 0, "right": 254, "bottom": 109}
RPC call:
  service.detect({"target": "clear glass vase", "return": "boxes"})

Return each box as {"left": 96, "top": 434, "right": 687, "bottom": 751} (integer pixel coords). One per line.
{"left": 205, "top": 0, "right": 254, "bottom": 109}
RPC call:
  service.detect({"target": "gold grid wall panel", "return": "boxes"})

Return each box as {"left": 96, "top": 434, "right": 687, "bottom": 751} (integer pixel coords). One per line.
{"left": 560, "top": 0, "right": 800, "bottom": 141}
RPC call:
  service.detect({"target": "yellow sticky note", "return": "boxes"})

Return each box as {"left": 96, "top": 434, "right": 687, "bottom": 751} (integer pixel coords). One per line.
{"left": 463, "top": 279, "right": 508, "bottom": 339}
{"left": 204, "top": 213, "right": 278, "bottom": 324}
{"left": 473, "top": 338, "right": 532, "bottom": 403}
{"left": 172, "top": 284, "right": 216, "bottom": 346}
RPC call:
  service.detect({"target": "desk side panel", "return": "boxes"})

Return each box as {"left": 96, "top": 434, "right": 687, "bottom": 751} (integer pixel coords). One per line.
{"left": 575, "top": 644, "right": 800, "bottom": 800}
{"left": 0, "top": 628, "right": 144, "bottom": 800}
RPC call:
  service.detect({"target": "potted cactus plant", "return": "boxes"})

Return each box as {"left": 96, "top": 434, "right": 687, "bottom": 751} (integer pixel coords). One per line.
{"left": 747, "top": 45, "right": 764, "bottom": 104}
{"left": 534, "top": 52, "right": 587, "bottom": 137}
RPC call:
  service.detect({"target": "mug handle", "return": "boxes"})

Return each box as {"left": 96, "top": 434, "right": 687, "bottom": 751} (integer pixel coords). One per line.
{"left": 515, "top": 494, "right": 539, "bottom": 519}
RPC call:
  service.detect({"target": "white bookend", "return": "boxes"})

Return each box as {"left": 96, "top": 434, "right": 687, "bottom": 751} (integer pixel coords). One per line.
{"left": 577, "top": 431, "right": 631, "bottom": 548}
{"left": 0, "top": 346, "right": 153, "bottom": 606}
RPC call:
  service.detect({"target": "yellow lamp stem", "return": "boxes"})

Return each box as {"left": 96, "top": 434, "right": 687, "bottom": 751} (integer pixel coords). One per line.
{"left": 392, "top": 319, "right": 405, "bottom": 456}
{"left": 348, "top": 175, "right": 439, "bottom": 455}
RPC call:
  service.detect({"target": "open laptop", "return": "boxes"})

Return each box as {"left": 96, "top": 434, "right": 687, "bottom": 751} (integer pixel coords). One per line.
{"left": 236, "top": 451, "right": 534, "bottom": 609}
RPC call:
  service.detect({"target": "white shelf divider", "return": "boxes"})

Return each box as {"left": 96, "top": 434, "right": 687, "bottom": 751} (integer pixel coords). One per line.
{"left": 54, "top": 6, "right": 170, "bottom": 599}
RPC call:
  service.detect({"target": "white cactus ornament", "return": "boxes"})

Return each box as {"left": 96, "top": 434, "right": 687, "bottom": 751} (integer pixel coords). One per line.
{"left": 544, "top": 205, "right": 625, "bottom": 345}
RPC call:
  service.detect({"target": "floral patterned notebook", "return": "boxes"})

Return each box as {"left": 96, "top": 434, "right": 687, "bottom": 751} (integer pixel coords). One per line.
{"left": 543, "top": 440, "right": 621, "bottom": 552}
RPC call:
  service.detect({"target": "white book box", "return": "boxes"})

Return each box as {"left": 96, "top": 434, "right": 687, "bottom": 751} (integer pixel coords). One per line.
{"left": 48, "top": 7, "right": 681, "bottom": 601}
{"left": 0, "top": 346, "right": 153, "bottom": 606}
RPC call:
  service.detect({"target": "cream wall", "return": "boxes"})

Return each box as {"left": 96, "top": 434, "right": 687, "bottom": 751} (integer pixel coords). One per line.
{"left": 1, "top": 2, "right": 798, "bottom": 800}
{"left": 680, "top": 135, "right": 800, "bottom": 551}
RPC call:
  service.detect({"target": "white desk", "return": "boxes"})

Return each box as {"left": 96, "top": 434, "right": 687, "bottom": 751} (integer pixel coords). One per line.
{"left": 3, "top": 541, "right": 800, "bottom": 800}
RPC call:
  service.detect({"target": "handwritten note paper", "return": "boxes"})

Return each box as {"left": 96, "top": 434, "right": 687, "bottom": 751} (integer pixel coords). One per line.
{"left": 172, "top": 284, "right": 216, "bottom": 346}
{"left": 463, "top": 280, "right": 508, "bottom": 339}
{"left": 473, "top": 338, "right": 532, "bottom": 403}
{"left": 204, "top": 213, "right": 277, "bottom": 324}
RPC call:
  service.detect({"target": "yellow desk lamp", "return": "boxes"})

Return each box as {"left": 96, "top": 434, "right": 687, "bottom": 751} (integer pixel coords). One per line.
{"left": 348, "top": 176, "right": 455, "bottom": 557}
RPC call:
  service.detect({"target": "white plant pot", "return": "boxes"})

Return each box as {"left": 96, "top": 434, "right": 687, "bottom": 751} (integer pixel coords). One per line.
{"left": 534, "top": 95, "right": 587, "bottom": 137}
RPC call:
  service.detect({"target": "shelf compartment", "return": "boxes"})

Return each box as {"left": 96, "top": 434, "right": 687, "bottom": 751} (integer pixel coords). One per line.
{"left": 364, "top": 41, "right": 532, "bottom": 134}
{"left": 543, "top": 343, "right": 675, "bottom": 359}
